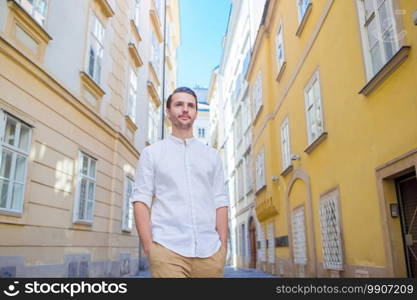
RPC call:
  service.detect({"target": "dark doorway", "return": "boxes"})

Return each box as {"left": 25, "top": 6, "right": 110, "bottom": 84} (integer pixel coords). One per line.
{"left": 396, "top": 171, "right": 417, "bottom": 277}
{"left": 249, "top": 217, "right": 257, "bottom": 268}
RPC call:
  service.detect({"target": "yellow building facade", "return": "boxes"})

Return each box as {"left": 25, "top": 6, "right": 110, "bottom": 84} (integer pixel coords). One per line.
{"left": 247, "top": 0, "right": 417, "bottom": 277}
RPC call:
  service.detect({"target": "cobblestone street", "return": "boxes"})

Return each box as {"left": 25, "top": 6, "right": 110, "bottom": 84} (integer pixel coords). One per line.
{"left": 130, "top": 266, "right": 278, "bottom": 278}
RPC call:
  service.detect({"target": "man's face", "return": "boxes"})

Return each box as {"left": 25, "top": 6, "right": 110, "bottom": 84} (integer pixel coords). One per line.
{"left": 166, "top": 92, "right": 198, "bottom": 129}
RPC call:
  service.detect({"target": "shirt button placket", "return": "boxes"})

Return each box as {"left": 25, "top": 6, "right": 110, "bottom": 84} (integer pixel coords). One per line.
{"left": 185, "top": 140, "right": 197, "bottom": 256}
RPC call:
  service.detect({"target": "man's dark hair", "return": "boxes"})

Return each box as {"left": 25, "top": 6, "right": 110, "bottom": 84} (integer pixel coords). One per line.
{"left": 166, "top": 87, "right": 198, "bottom": 109}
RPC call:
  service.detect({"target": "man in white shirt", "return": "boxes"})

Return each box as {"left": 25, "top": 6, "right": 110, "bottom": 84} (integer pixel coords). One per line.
{"left": 131, "top": 87, "right": 229, "bottom": 278}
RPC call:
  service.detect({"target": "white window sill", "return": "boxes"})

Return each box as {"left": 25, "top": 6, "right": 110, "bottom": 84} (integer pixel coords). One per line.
{"left": 304, "top": 132, "right": 328, "bottom": 154}
{"left": 296, "top": 3, "right": 313, "bottom": 37}
{"left": 359, "top": 45, "right": 411, "bottom": 96}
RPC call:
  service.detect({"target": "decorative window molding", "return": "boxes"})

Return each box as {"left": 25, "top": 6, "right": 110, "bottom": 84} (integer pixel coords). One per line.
{"left": 79, "top": 71, "right": 105, "bottom": 107}
{"left": 304, "top": 70, "right": 326, "bottom": 148}
{"left": 147, "top": 80, "right": 161, "bottom": 108}
{"left": 6, "top": 0, "right": 52, "bottom": 61}
{"left": 128, "top": 42, "right": 143, "bottom": 68}
{"left": 319, "top": 188, "right": 344, "bottom": 270}
{"left": 122, "top": 176, "right": 134, "bottom": 232}
{"left": 295, "top": 0, "right": 312, "bottom": 37}
{"left": 94, "top": 0, "right": 115, "bottom": 18}
{"left": 292, "top": 206, "right": 307, "bottom": 265}
{"left": 149, "top": 0, "right": 163, "bottom": 43}
{"left": 130, "top": 0, "right": 142, "bottom": 42}
{"left": 73, "top": 152, "right": 97, "bottom": 225}
{"left": 0, "top": 111, "right": 32, "bottom": 215}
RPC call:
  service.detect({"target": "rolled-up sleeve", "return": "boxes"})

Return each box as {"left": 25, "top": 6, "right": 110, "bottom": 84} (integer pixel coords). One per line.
{"left": 213, "top": 153, "right": 229, "bottom": 209}
{"left": 131, "top": 147, "right": 154, "bottom": 208}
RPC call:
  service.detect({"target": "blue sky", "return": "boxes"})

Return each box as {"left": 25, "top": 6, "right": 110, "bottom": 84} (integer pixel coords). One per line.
{"left": 177, "top": 0, "right": 231, "bottom": 89}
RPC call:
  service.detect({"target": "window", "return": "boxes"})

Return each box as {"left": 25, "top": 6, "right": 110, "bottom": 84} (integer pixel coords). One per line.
{"left": 357, "top": 0, "right": 400, "bottom": 78}
{"left": 297, "top": 0, "right": 310, "bottom": 22}
{"left": 0, "top": 112, "right": 31, "bottom": 213}
{"left": 127, "top": 68, "right": 138, "bottom": 122}
{"left": 240, "top": 223, "right": 246, "bottom": 258}
{"left": 151, "top": 34, "right": 161, "bottom": 76}
{"left": 147, "top": 101, "right": 159, "bottom": 143}
{"left": 244, "top": 153, "right": 252, "bottom": 194}
{"left": 74, "top": 152, "right": 97, "bottom": 223}
{"left": 133, "top": 0, "right": 141, "bottom": 28}
{"left": 268, "top": 222, "right": 275, "bottom": 263}
{"left": 18, "top": 0, "right": 48, "bottom": 27}
{"left": 255, "top": 149, "right": 266, "bottom": 192}
{"left": 122, "top": 176, "right": 134, "bottom": 232}
{"left": 319, "top": 189, "right": 343, "bottom": 270}
{"left": 87, "top": 13, "right": 105, "bottom": 84}
{"left": 276, "top": 22, "right": 285, "bottom": 70}
{"left": 237, "top": 162, "right": 244, "bottom": 200}
{"left": 304, "top": 71, "right": 324, "bottom": 145}
{"left": 198, "top": 128, "right": 206, "bottom": 138}
{"left": 281, "top": 117, "right": 291, "bottom": 170}
{"left": 292, "top": 206, "right": 307, "bottom": 265}
{"left": 252, "top": 71, "right": 263, "bottom": 121}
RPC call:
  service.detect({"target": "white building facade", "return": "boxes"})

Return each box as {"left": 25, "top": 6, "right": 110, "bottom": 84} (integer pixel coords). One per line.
{"left": 208, "top": 0, "right": 266, "bottom": 269}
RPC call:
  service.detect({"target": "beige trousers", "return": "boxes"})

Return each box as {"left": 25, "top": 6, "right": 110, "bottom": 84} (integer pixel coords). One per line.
{"left": 148, "top": 242, "right": 227, "bottom": 278}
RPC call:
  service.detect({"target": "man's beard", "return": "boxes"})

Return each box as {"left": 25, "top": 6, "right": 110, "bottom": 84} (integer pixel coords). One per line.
{"left": 170, "top": 115, "right": 194, "bottom": 129}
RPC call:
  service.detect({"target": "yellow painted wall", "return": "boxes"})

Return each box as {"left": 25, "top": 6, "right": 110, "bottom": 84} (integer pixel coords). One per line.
{"left": 249, "top": 0, "right": 417, "bottom": 276}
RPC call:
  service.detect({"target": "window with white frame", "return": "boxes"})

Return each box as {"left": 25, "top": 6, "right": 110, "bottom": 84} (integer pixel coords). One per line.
{"left": 252, "top": 71, "right": 263, "bottom": 121}
{"left": 297, "top": 0, "right": 310, "bottom": 22}
{"left": 357, "top": 0, "right": 400, "bottom": 78}
{"left": 244, "top": 153, "right": 252, "bottom": 194}
{"left": 255, "top": 149, "right": 265, "bottom": 192}
{"left": 319, "top": 190, "right": 343, "bottom": 270}
{"left": 281, "top": 117, "right": 291, "bottom": 170}
{"left": 198, "top": 128, "right": 205, "bottom": 138}
{"left": 268, "top": 222, "right": 275, "bottom": 263}
{"left": 122, "top": 176, "right": 134, "bottom": 232}
{"left": 147, "top": 100, "right": 159, "bottom": 143}
{"left": 74, "top": 152, "right": 97, "bottom": 223}
{"left": 237, "top": 162, "right": 244, "bottom": 201}
{"left": 304, "top": 71, "right": 324, "bottom": 145}
{"left": 276, "top": 22, "right": 285, "bottom": 70}
{"left": 240, "top": 223, "right": 246, "bottom": 258}
{"left": 292, "top": 206, "right": 307, "bottom": 265}
{"left": 0, "top": 112, "right": 31, "bottom": 213}
{"left": 18, "top": 0, "right": 48, "bottom": 27}
{"left": 133, "top": 0, "right": 141, "bottom": 29}
{"left": 151, "top": 34, "right": 161, "bottom": 76}
{"left": 87, "top": 12, "right": 105, "bottom": 84}
{"left": 236, "top": 108, "right": 242, "bottom": 144}
{"left": 127, "top": 68, "right": 138, "bottom": 122}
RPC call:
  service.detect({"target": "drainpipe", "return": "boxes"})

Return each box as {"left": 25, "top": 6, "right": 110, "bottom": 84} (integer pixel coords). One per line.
{"left": 161, "top": 0, "right": 167, "bottom": 139}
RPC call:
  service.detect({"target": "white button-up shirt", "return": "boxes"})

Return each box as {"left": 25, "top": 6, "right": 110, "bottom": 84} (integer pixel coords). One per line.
{"left": 131, "top": 134, "right": 229, "bottom": 258}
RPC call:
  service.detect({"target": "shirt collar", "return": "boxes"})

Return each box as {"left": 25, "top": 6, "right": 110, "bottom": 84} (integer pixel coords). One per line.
{"left": 168, "top": 134, "right": 196, "bottom": 145}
